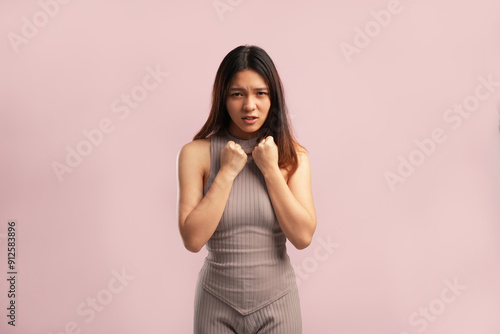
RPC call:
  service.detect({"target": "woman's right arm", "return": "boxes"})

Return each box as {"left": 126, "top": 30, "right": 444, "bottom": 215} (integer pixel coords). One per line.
{"left": 176, "top": 140, "right": 244, "bottom": 253}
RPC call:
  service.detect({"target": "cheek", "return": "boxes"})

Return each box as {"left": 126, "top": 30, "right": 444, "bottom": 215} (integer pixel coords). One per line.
{"left": 262, "top": 99, "right": 271, "bottom": 111}
{"left": 226, "top": 99, "right": 240, "bottom": 112}
{"left": 262, "top": 102, "right": 271, "bottom": 116}
{"left": 225, "top": 101, "right": 235, "bottom": 115}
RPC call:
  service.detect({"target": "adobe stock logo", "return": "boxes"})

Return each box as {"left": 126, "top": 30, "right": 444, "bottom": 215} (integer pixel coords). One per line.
{"left": 213, "top": 0, "right": 243, "bottom": 21}
{"left": 293, "top": 235, "right": 340, "bottom": 288}
{"left": 401, "top": 277, "right": 467, "bottom": 333}
{"left": 384, "top": 74, "right": 499, "bottom": 191}
{"left": 51, "top": 64, "right": 169, "bottom": 182}
{"left": 7, "top": 0, "right": 75, "bottom": 54}
{"left": 339, "top": 0, "right": 405, "bottom": 63}
{"left": 47, "top": 267, "right": 134, "bottom": 334}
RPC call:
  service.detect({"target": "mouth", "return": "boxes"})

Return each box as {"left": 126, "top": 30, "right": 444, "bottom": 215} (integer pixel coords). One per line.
{"left": 242, "top": 116, "right": 258, "bottom": 124}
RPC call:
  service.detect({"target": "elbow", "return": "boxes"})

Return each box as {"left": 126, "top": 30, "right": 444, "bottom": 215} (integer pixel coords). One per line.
{"left": 185, "top": 243, "right": 203, "bottom": 253}
{"left": 292, "top": 234, "right": 313, "bottom": 250}
{"left": 292, "top": 220, "right": 316, "bottom": 250}
{"left": 182, "top": 235, "right": 204, "bottom": 253}
{"left": 179, "top": 217, "right": 205, "bottom": 253}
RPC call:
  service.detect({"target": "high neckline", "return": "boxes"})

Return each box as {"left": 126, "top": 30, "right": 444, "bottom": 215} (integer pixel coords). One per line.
{"left": 223, "top": 130, "right": 259, "bottom": 146}
{"left": 221, "top": 129, "right": 260, "bottom": 156}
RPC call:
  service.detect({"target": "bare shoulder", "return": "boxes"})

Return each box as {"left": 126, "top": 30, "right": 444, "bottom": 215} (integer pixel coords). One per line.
{"left": 294, "top": 142, "right": 308, "bottom": 156}
{"left": 178, "top": 138, "right": 210, "bottom": 178}
{"left": 184, "top": 137, "right": 210, "bottom": 152}
{"left": 177, "top": 138, "right": 212, "bottom": 239}
{"left": 281, "top": 143, "right": 309, "bottom": 183}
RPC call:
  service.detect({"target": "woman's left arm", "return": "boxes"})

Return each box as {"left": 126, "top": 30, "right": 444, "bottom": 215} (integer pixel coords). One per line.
{"left": 261, "top": 148, "right": 317, "bottom": 250}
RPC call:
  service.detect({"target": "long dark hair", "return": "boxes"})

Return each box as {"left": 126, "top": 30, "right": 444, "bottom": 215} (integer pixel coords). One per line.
{"left": 193, "top": 44, "right": 306, "bottom": 180}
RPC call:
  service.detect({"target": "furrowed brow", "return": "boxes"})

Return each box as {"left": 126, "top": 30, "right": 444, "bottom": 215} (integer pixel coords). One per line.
{"left": 229, "top": 87, "right": 268, "bottom": 91}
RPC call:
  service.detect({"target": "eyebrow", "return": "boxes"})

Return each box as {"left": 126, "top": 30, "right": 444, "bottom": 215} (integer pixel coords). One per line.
{"left": 229, "top": 87, "right": 268, "bottom": 91}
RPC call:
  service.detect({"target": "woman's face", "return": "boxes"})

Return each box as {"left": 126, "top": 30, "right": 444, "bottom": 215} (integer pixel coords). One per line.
{"left": 226, "top": 69, "right": 271, "bottom": 139}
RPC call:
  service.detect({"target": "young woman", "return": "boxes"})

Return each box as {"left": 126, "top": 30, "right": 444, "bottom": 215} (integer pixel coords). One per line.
{"left": 176, "top": 44, "right": 317, "bottom": 334}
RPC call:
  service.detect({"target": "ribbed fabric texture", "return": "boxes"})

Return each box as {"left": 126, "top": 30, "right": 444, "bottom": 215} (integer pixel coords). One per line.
{"left": 198, "top": 129, "right": 297, "bottom": 315}
{"left": 194, "top": 279, "right": 302, "bottom": 333}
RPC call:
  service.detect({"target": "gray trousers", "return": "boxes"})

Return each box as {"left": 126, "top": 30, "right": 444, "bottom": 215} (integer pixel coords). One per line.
{"left": 193, "top": 282, "right": 302, "bottom": 334}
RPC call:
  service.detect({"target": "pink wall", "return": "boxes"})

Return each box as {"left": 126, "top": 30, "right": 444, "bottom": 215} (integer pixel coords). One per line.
{"left": 1, "top": 0, "right": 500, "bottom": 333}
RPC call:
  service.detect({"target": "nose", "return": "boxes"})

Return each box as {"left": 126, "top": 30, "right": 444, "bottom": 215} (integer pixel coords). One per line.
{"left": 243, "top": 96, "right": 256, "bottom": 111}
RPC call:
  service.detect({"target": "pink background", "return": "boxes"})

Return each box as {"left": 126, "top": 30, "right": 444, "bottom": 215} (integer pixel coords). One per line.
{"left": 1, "top": 0, "right": 500, "bottom": 333}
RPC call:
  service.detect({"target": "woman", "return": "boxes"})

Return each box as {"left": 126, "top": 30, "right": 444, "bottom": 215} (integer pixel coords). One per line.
{"left": 176, "top": 44, "right": 317, "bottom": 334}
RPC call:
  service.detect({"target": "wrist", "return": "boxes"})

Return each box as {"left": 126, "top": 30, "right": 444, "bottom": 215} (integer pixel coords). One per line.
{"left": 218, "top": 168, "right": 237, "bottom": 182}
{"left": 261, "top": 165, "right": 281, "bottom": 179}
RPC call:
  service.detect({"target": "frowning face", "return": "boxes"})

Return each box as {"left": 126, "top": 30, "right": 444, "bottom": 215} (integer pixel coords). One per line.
{"left": 226, "top": 69, "right": 271, "bottom": 140}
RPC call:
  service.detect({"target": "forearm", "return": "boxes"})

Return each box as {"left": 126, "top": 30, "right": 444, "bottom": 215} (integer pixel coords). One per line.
{"left": 263, "top": 167, "right": 316, "bottom": 249}
{"left": 181, "top": 170, "right": 235, "bottom": 252}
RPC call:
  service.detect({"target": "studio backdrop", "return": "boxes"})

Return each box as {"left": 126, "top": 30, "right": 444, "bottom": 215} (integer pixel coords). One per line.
{"left": 1, "top": 0, "right": 500, "bottom": 333}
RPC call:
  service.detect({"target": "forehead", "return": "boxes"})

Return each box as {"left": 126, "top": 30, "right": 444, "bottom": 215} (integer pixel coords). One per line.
{"left": 230, "top": 69, "right": 268, "bottom": 87}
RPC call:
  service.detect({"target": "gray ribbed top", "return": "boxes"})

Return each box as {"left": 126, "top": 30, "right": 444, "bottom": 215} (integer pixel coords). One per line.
{"left": 199, "top": 129, "right": 297, "bottom": 315}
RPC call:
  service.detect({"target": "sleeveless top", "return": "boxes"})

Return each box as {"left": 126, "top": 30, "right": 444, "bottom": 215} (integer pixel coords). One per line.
{"left": 197, "top": 129, "right": 297, "bottom": 315}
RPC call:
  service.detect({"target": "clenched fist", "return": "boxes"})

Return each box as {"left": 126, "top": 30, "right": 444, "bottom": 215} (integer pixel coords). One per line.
{"left": 220, "top": 141, "right": 248, "bottom": 179}
{"left": 252, "top": 136, "right": 279, "bottom": 175}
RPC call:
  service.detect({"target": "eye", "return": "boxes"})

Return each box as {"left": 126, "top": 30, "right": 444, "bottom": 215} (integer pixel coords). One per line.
{"left": 258, "top": 92, "right": 268, "bottom": 96}
{"left": 231, "top": 93, "right": 242, "bottom": 97}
